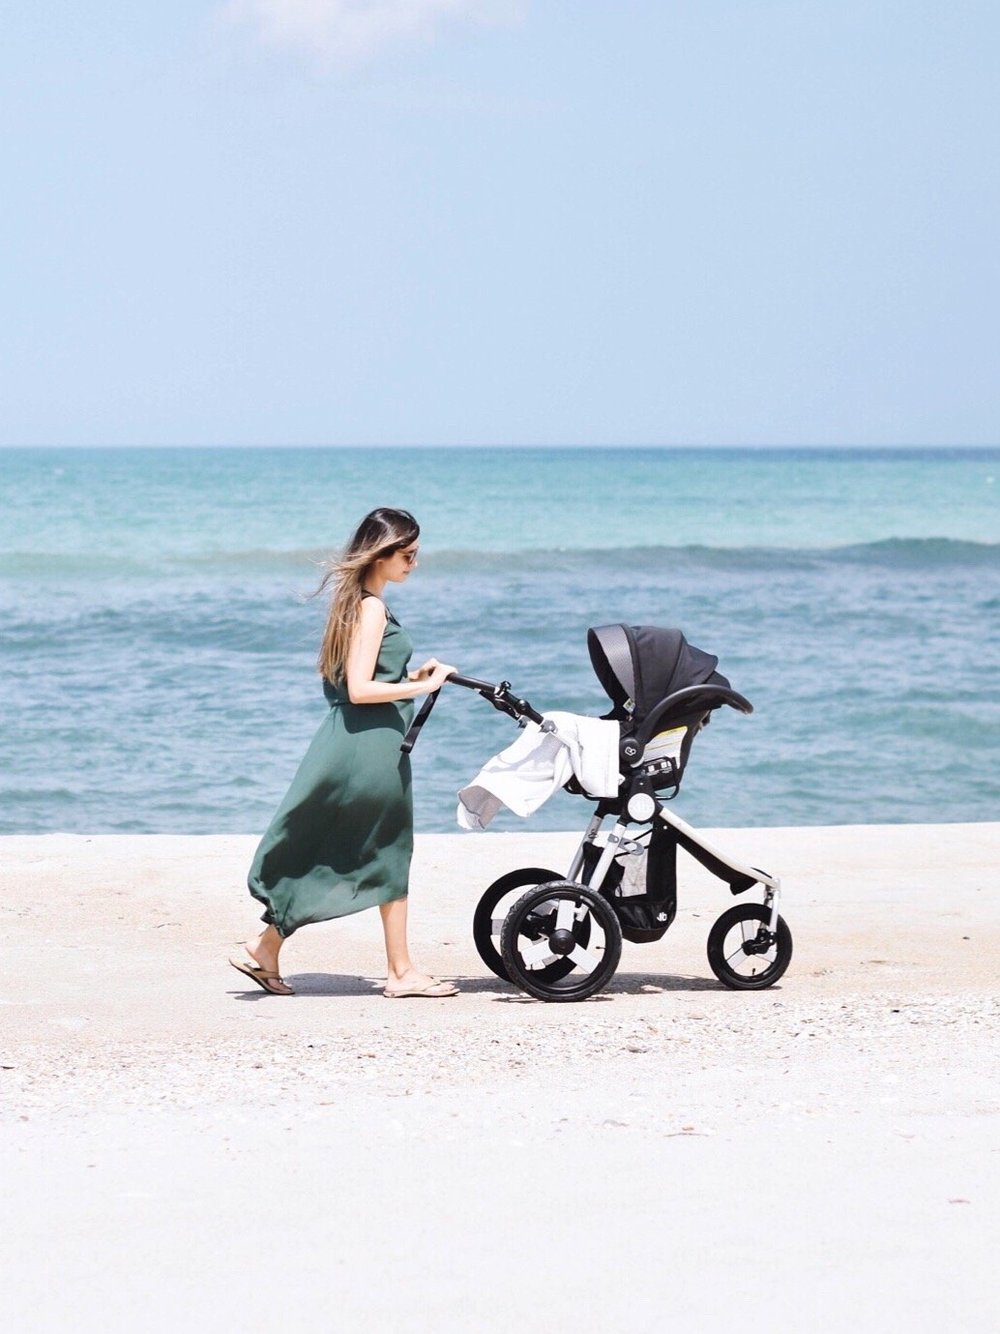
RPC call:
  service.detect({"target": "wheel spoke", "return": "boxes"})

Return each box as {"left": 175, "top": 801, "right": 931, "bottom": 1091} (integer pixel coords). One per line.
{"left": 555, "top": 897, "right": 577, "bottom": 933}
{"left": 568, "top": 944, "right": 603, "bottom": 974}
{"left": 519, "top": 936, "right": 558, "bottom": 969}
{"left": 725, "top": 940, "right": 749, "bottom": 968}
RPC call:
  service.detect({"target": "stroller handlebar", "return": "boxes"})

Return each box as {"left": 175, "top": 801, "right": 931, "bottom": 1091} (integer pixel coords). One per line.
{"left": 447, "top": 672, "right": 495, "bottom": 691}
{"left": 400, "top": 672, "right": 544, "bottom": 754}
{"left": 402, "top": 675, "right": 753, "bottom": 756}
{"left": 447, "top": 673, "right": 545, "bottom": 725}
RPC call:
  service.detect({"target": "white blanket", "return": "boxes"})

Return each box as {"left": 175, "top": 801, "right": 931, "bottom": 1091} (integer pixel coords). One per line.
{"left": 457, "top": 712, "right": 620, "bottom": 831}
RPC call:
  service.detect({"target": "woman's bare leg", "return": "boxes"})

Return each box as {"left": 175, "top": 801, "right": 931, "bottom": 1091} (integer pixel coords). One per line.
{"left": 379, "top": 898, "right": 455, "bottom": 994}
{"left": 379, "top": 896, "right": 412, "bottom": 979}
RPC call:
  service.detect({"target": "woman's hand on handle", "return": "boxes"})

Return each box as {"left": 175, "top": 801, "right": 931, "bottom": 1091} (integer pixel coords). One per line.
{"left": 348, "top": 605, "right": 456, "bottom": 704}
{"left": 407, "top": 659, "right": 457, "bottom": 694}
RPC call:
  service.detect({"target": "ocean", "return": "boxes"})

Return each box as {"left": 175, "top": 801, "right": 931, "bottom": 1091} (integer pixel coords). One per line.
{"left": 1, "top": 446, "right": 997, "bottom": 835}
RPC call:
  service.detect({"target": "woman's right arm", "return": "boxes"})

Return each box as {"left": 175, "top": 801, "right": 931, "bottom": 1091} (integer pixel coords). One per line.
{"left": 345, "top": 598, "right": 455, "bottom": 705}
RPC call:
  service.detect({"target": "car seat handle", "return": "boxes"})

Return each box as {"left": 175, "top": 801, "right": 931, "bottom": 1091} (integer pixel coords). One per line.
{"left": 632, "top": 684, "right": 753, "bottom": 749}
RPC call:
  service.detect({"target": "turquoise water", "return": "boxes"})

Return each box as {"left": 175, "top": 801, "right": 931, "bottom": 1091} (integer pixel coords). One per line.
{"left": 1, "top": 446, "right": 997, "bottom": 834}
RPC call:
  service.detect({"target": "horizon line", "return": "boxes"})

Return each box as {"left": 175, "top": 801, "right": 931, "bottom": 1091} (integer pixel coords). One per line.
{"left": 3, "top": 441, "right": 999, "bottom": 451}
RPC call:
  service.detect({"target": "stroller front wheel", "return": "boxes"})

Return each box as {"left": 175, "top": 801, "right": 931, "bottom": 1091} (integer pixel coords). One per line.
{"left": 707, "top": 902, "right": 793, "bottom": 990}
{"left": 500, "top": 881, "right": 622, "bottom": 1002}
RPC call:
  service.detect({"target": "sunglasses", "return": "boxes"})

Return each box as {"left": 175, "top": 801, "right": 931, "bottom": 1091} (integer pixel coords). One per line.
{"left": 390, "top": 543, "right": 419, "bottom": 565}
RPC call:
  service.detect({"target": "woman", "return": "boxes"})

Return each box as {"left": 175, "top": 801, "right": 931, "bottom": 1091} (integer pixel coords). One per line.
{"left": 230, "top": 507, "right": 458, "bottom": 998}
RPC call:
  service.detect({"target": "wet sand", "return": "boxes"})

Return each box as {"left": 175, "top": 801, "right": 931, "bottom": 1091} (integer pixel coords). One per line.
{"left": 2, "top": 824, "right": 998, "bottom": 1332}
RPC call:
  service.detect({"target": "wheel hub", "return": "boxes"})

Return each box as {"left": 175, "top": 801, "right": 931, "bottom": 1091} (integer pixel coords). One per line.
{"left": 548, "top": 927, "right": 576, "bottom": 955}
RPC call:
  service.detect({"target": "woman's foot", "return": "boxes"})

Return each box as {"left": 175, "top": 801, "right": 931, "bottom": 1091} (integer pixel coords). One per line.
{"left": 230, "top": 931, "right": 293, "bottom": 995}
{"left": 384, "top": 968, "right": 457, "bottom": 999}
{"left": 245, "top": 932, "right": 280, "bottom": 974}
{"left": 229, "top": 953, "right": 295, "bottom": 996}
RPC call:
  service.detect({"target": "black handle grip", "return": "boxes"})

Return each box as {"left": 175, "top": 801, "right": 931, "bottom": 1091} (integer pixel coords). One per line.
{"left": 400, "top": 671, "right": 545, "bottom": 754}
{"left": 447, "top": 672, "right": 496, "bottom": 691}
{"left": 400, "top": 673, "right": 483, "bottom": 754}
{"left": 400, "top": 672, "right": 492, "bottom": 754}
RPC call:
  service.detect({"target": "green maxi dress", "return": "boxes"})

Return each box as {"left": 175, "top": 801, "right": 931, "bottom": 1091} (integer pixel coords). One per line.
{"left": 248, "top": 600, "right": 415, "bottom": 937}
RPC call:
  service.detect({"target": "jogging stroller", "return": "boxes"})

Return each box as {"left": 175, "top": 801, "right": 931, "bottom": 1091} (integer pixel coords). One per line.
{"left": 402, "top": 624, "right": 792, "bottom": 1003}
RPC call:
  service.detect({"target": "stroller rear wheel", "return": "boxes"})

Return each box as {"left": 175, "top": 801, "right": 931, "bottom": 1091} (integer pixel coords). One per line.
{"left": 707, "top": 902, "right": 792, "bottom": 990}
{"left": 500, "top": 881, "right": 622, "bottom": 1002}
{"left": 472, "top": 867, "right": 567, "bottom": 983}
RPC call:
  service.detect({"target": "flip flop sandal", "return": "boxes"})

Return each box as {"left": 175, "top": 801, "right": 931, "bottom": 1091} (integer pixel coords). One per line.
{"left": 383, "top": 978, "right": 458, "bottom": 998}
{"left": 229, "top": 957, "right": 295, "bottom": 996}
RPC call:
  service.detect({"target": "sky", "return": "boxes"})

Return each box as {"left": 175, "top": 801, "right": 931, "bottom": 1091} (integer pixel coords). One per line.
{"left": 1, "top": 0, "right": 998, "bottom": 447}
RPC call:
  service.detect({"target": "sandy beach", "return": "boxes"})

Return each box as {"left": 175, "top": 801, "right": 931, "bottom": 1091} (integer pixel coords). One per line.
{"left": 2, "top": 823, "right": 998, "bottom": 1333}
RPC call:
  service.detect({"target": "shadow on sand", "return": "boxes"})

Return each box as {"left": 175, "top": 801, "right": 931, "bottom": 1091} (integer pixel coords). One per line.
{"left": 229, "top": 968, "right": 739, "bottom": 1001}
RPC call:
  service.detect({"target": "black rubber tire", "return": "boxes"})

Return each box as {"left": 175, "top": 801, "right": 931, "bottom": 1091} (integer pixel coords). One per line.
{"left": 501, "top": 881, "right": 622, "bottom": 1003}
{"left": 706, "top": 902, "right": 793, "bottom": 990}
{"left": 472, "top": 867, "right": 563, "bottom": 983}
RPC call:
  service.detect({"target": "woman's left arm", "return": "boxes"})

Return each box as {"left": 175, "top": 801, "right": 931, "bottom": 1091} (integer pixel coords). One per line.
{"left": 345, "top": 600, "right": 455, "bottom": 704}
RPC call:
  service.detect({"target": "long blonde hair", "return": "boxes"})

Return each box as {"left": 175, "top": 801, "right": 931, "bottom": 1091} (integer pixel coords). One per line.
{"left": 315, "top": 508, "right": 420, "bottom": 683}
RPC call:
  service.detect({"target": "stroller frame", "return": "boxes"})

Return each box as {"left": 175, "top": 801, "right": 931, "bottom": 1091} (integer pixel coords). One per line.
{"left": 403, "top": 637, "right": 792, "bottom": 1001}
{"left": 566, "top": 803, "right": 782, "bottom": 938}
